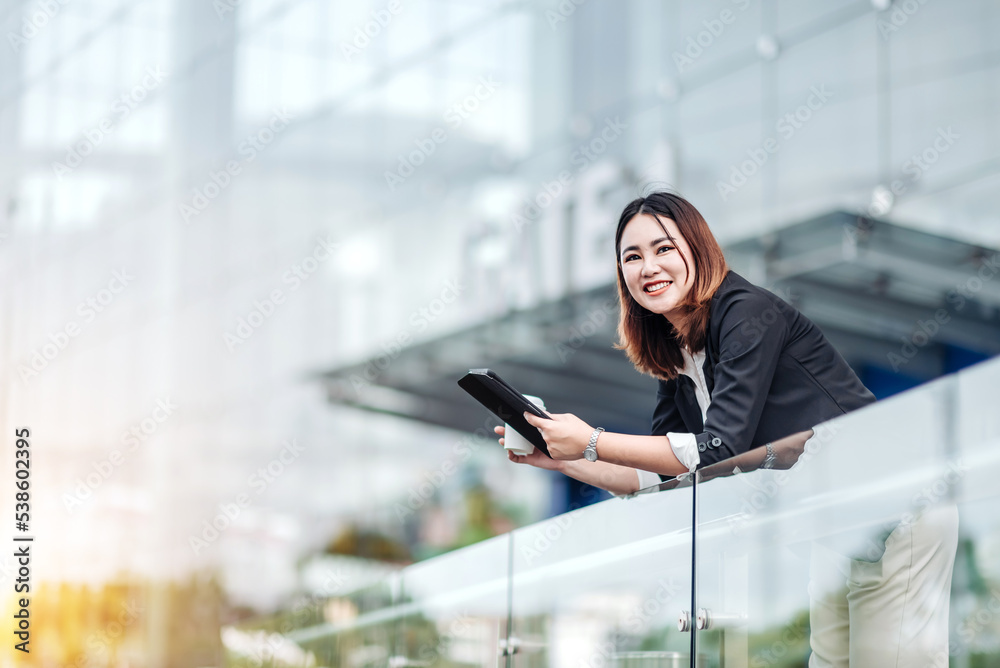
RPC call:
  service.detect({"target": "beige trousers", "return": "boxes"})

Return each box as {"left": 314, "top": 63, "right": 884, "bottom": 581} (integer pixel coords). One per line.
{"left": 808, "top": 504, "right": 959, "bottom": 668}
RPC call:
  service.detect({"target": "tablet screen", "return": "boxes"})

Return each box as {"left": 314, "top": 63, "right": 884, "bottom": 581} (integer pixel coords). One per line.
{"left": 457, "top": 369, "right": 552, "bottom": 457}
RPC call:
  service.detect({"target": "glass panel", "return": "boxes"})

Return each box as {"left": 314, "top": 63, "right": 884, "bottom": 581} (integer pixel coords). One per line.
{"left": 509, "top": 480, "right": 697, "bottom": 668}
{"left": 398, "top": 534, "right": 511, "bottom": 668}
{"left": 951, "top": 358, "right": 1000, "bottom": 665}
{"left": 694, "top": 372, "right": 966, "bottom": 667}
{"left": 278, "top": 575, "right": 400, "bottom": 668}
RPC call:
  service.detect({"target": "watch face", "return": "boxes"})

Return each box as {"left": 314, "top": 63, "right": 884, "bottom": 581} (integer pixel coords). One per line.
{"left": 584, "top": 448, "right": 597, "bottom": 462}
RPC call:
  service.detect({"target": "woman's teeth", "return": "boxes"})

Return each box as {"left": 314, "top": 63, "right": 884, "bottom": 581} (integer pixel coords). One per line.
{"left": 645, "top": 281, "right": 671, "bottom": 293}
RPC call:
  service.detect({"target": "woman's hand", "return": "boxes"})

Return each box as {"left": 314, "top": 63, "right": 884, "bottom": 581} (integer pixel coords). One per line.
{"left": 493, "top": 425, "right": 564, "bottom": 471}
{"left": 496, "top": 420, "right": 650, "bottom": 496}
{"left": 522, "top": 411, "right": 593, "bottom": 461}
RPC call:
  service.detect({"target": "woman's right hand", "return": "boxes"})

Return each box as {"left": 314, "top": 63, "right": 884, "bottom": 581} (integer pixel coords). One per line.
{"left": 494, "top": 426, "right": 564, "bottom": 471}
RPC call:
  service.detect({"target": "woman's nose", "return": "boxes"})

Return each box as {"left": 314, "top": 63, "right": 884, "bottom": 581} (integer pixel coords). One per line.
{"left": 641, "top": 258, "right": 659, "bottom": 276}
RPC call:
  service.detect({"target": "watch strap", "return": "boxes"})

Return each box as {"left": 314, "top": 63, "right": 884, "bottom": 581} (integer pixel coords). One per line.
{"left": 585, "top": 427, "right": 604, "bottom": 461}
{"left": 760, "top": 442, "right": 776, "bottom": 469}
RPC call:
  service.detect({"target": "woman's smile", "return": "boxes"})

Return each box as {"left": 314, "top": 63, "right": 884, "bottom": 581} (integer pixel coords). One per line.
{"left": 643, "top": 280, "right": 673, "bottom": 295}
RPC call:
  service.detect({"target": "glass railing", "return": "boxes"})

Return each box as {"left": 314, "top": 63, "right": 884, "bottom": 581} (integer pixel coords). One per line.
{"left": 508, "top": 479, "right": 694, "bottom": 667}
{"left": 693, "top": 374, "right": 963, "bottom": 667}
{"left": 236, "top": 356, "right": 1000, "bottom": 668}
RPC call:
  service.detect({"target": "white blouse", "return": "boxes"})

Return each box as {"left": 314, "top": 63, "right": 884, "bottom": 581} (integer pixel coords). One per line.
{"left": 634, "top": 346, "right": 708, "bottom": 490}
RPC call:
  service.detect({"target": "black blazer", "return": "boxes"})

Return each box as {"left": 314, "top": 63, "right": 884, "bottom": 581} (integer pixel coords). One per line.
{"left": 651, "top": 270, "right": 876, "bottom": 472}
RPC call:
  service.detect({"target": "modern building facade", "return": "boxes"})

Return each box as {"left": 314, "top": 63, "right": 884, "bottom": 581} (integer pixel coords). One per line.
{"left": 0, "top": 0, "right": 998, "bottom": 665}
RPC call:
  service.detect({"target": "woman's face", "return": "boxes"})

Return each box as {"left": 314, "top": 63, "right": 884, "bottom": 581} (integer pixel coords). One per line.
{"left": 619, "top": 213, "right": 696, "bottom": 319}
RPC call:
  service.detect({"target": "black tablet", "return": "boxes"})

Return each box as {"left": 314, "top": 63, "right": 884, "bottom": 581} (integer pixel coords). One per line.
{"left": 457, "top": 369, "right": 552, "bottom": 457}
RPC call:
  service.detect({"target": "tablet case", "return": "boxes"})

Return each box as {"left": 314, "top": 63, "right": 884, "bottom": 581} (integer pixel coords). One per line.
{"left": 457, "top": 369, "right": 552, "bottom": 457}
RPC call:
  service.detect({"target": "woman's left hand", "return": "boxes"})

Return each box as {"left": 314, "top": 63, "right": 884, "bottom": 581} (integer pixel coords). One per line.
{"left": 523, "top": 411, "right": 594, "bottom": 460}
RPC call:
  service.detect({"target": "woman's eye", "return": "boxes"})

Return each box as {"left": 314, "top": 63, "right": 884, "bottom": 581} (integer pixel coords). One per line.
{"left": 624, "top": 254, "right": 639, "bottom": 262}
{"left": 657, "top": 245, "right": 674, "bottom": 254}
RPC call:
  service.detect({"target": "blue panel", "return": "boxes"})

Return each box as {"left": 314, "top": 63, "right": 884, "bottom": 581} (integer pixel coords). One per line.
{"left": 861, "top": 364, "right": 924, "bottom": 399}
{"left": 943, "top": 344, "right": 991, "bottom": 374}
{"left": 549, "top": 471, "right": 610, "bottom": 517}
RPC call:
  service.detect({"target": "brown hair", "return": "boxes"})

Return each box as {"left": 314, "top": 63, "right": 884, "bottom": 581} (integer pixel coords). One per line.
{"left": 612, "top": 192, "right": 730, "bottom": 380}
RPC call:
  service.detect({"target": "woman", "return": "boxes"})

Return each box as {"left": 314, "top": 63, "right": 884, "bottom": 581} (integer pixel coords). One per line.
{"left": 495, "top": 191, "right": 876, "bottom": 494}
{"left": 495, "top": 191, "right": 957, "bottom": 667}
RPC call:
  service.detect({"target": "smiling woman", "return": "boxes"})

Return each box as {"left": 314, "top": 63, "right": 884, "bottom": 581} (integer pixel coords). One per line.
{"left": 494, "top": 191, "right": 876, "bottom": 493}
{"left": 493, "top": 190, "right": 958, "bottom": 665}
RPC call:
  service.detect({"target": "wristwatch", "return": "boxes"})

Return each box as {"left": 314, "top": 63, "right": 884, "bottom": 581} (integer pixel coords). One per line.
{"left": 760, "top": 442, "right": 776, "bottom": 469}
{"left": 584, "top": 427, "right": 604, "bottom": 462}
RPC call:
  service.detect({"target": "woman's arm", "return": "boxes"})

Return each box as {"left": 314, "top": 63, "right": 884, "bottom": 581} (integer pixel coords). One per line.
{"left": 584, "top": 429, "right": 689, "bottom": 479}
{"left": 495, "top": 431, "right": 651, "bottom": 495}
{"left": 497, "top": 412, "right": 691, "bottom": 492}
